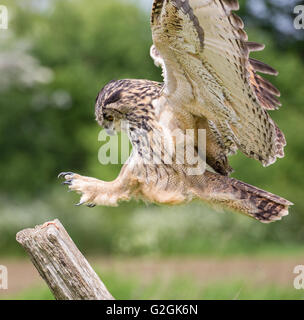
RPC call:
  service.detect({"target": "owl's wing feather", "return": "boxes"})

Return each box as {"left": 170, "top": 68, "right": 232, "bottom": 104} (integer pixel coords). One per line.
{"left": 151, "top": 0, "right": 285, "bottom": 166}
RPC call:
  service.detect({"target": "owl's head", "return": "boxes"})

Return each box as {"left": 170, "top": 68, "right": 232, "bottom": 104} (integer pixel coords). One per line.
{"left": 95, "top": 79, "right": 162, "bottom": 135}
{"left": 95, "top": 80, "right": 128, "bottom": 135}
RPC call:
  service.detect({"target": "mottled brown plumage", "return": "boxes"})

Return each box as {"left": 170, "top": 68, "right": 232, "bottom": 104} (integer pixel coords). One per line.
{"left": 60, "top": 0, "right": 292, "bottom": 223}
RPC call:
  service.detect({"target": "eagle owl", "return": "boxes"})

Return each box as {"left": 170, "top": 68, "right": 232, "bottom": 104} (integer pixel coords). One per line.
{"left": 59, "top": 0, "right": 292, "bottom": 223}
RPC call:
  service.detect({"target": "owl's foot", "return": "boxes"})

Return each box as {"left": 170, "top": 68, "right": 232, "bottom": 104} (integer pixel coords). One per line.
{"left": 58, "top": 172, "right": 128, "bottom": 207}
{"left": 58, "top": 172, "right": 100, "bottom": 208}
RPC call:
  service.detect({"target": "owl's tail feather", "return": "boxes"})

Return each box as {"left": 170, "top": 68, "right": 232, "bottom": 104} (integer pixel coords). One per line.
{"left": 194, "top": 172, "right": 293, "bottom": 223}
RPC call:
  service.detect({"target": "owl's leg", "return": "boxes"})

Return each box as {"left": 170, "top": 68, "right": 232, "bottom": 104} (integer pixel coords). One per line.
{"left": 191, "top": 171, "right": 292, "bottom": 223}
{"left": 58, "top": 169, "right": 137, "bottom": 207}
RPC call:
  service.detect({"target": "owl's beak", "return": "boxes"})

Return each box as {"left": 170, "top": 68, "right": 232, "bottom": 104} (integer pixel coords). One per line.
{"left": 103, "top": 120, "right": 116, "bottom": 136}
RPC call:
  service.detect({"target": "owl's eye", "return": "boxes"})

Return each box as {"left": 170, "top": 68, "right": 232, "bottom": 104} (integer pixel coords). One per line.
{"left": 105, "top": 115, "right": 114, "bottom": 122}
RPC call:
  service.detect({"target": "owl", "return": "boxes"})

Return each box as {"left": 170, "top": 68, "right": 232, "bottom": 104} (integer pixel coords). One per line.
{"left": 59, "top": 0, "right": 292, "bottom": 223}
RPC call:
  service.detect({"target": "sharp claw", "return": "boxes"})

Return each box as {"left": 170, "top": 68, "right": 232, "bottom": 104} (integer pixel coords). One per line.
{"left": 75, "top": 201, "right": 85, "bottom": 207}
{"left": 62, "top": 179, "right": 73, "bottom": 186}
{"left": 58, "top": 172, "right": 74, "bottom": 179}
{"left": 87, "top": 204, "right": 96, "bottom": 208}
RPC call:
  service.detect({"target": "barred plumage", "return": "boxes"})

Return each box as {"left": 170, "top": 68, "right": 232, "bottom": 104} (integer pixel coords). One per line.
{"left": 60, "top": 0, "right": 292, "bottom": 223}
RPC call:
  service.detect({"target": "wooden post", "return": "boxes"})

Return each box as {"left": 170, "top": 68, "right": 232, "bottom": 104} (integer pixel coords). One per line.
{"left": 16, "top": 219, "right": 114, "bottom": 300}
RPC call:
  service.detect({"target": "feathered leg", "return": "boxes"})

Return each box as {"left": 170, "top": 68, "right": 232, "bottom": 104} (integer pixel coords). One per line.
{"left": 59, "top": 166, "right": 138, "bottom": 207}
{"left": 191, "top": 171, "right": 293, "bottom": 223}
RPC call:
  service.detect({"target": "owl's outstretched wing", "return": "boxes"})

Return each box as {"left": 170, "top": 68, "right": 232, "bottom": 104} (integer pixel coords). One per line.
{"left": 150, "top": 0, "right": 285, "bottom": 167}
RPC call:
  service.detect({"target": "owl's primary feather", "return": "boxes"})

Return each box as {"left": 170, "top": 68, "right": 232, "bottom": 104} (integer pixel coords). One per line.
{"left": 150, "top": 0, "right": 285, "bottom": 168}
{"left": 60, "top": 0, "right": 292, "bottom": 223}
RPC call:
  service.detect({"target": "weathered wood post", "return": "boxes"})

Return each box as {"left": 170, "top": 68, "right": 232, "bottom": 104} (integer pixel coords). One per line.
{"left": 16, "top": 219, "right": 114, "bottom": 300}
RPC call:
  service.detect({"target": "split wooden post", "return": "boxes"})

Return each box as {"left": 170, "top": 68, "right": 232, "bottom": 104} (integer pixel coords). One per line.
{"left": 16, "top": 219, "right": 114, "bottom": 300}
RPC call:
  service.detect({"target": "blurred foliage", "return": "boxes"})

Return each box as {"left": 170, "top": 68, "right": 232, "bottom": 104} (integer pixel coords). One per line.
{"left": 0, "top": 0, "right": 160, "bottom": 197}
{"left": 7, "top": 277, "right": 304, "bottom": 300}
{"left": 242, "top": 0, "right": 304, "bottom": 53}
{"left": 0, "top": 0, "right": 303, "bottom": 256}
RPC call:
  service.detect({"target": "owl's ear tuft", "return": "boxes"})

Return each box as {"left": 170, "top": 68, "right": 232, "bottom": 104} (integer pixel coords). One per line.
{"left": 104, "top": 89, "right": 123, "bottom": 106}
{"left": 96, "top": 80, "right": 118, "bottom": 104}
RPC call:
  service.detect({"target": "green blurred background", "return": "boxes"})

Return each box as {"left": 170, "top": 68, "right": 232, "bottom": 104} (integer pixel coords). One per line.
{"left": 0, "top": 0, "right": 303, "bottom": 300}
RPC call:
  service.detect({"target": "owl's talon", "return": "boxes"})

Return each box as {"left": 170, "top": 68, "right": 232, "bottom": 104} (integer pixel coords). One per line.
{"left": 60, "top": 172, "right": 100, "bottom": 208}
{"left": 58, "top": 172, "right": 74, "bottom": 179}
{"left": 75, "top": 201, "right": 85, "bottom": 207}
{"left": 62, "top": 179, "right": 73, "bottom": 186}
